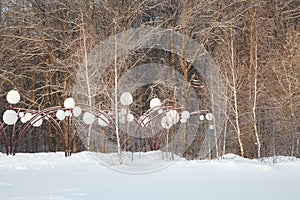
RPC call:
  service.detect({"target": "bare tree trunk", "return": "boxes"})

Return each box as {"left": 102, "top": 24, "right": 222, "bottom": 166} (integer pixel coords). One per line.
{"left": 80, "top": 11, "right": 93, "bottom": 151}
{"left": 113, "top": 13, "right": 122, "bottom": 164}
{"left": 230, "top": 29, "right": 244, "bottom": 157}
{"left": 252, "top": 34, "right": 261, "bottom": 158}
{"left": 210, "top": 65, "right": 219, "bottom": 158}
{"left": 250, "top": 7, "right": 261, "bottom": 158}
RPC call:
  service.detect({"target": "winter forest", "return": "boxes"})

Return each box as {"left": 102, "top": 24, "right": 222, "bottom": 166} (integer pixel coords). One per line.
{"left": 0, "top": 0, "right": 299, "bottom": 160}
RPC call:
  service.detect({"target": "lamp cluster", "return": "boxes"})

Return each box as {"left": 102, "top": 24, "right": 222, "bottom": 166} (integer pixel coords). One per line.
{"left": 2, "top": 90, "right": 213, "bottom": 129}
{"left": 1, "top": 90, "right": 214, "bottom": 156}
{"left": 118, "top": 92, "right": 213, "bottom": 130}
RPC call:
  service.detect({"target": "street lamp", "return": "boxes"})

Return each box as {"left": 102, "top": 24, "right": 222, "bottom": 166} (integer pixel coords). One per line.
{"left": 0, "top": 90, "right": 77, "bottom": 156}
{"left": 199, "top": 111, "right": 214, "bottom": 159}
{"left": 0, "top": 89, "right": 214, "bottom": 158}
{"left": 2, "top": 90, "right": 21, "bottom": 155}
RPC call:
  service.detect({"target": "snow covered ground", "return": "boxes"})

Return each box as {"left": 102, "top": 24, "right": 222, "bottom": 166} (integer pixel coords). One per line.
{"left": 0, "top": 151, "right": 299, "bottom": 200}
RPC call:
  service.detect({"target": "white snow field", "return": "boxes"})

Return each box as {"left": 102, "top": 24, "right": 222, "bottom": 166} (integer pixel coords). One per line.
{"left": 0, "top": 151, "right": 299, "bottom": 200}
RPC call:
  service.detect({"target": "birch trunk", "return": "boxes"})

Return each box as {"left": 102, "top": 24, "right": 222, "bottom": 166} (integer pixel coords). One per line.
{"left": 230, "top": 30, "right": 244, "bottom": 157}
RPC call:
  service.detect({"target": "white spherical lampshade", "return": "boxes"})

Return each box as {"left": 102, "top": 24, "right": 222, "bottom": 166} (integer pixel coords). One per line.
{"left": 205, "top": 113, "right": 213, "bottom": 121}
{"left": 127, "top": 113, "right": 134, "bottom": 122}
{"left": 32, "top": 119, "right": 43, "bottom": 127}
{"left": 65, "top": 110, "right": 72, "bottom": 117}
{"left": 24, "top": 113, "right": 33, "bottom": 121}
{"left": 56, "top": 110, "right": 66, "bottom": 121}
{"left": 180, "top": 118, "right": 187, "bottom": 123}
{"left": 150, "top": 98, "right": 161, "bottom": 109}
{"left": 64, "top": 98, "right": 75, "bottom": 109}
{"left": 166, "top": 110, "right": 179, "bottom": 124}
{"left": 83, "top": 112, "right": 95, "bottom": 125}
{"left": 3, "top": 110, "right": 18, "bottom": 125}
{"left": 119, "top": 108, "right": 127, "bottom": 116}
{"left": 120, "top": 92, "right": 133, "bottom": 106}
{"left": 161, "top": 116, "right": 173, "bottom": 129}
{"left": 158, "top": 109, "right": 164, "bottom": 114}
{"left": 98, "top": 114, "right": 110, "bottom": 127}
{"left": 20, "top": 117, "right": 28, "bottom": 124}
{"left": 30, "top": 114, "right": 43, "bottom": 127}
{"left": 72, "top": 106, "right": 82, "bottom": 117}
{"left": 18, "top": 112, "right": 25, "bottom": 118}
{"left": 6, "top": 90, "right": 20, "bottom": 104}
{"left": 181, "top": 111, "right": 190, "bottom": 119}
{"left": 199, "top": 115, "right": 205, "bottom": 121}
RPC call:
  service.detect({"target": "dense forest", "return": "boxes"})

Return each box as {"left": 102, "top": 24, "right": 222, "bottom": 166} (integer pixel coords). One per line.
{"left": 0, "top": 0, "right": 299, "bottom": 159}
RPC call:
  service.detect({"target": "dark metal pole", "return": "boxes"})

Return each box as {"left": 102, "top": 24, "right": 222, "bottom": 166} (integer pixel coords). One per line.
{"left": 67, "top": 115, "right": 70, "bottom": 156}
{"left": 12, "top": 108, "right": 67, "bottom": 156}
{"left": 0, "top": 123, "right": 9, "bottom": 155}
{"left": 9, "top": 105, "right": 14, "bottom": 155}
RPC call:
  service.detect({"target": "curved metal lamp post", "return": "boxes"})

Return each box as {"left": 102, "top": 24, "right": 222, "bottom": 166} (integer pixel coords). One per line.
{"left": 1, "top": 90, "right": 213, "bottom": 158}
{"left": 72, "top": 92, "right": 213, "bottom": 154}
{"left": 11, "top": 106, "right": 67, "bottom": 156}
{"left": 0, "top": 90, "right": 79, "bottom": 157}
